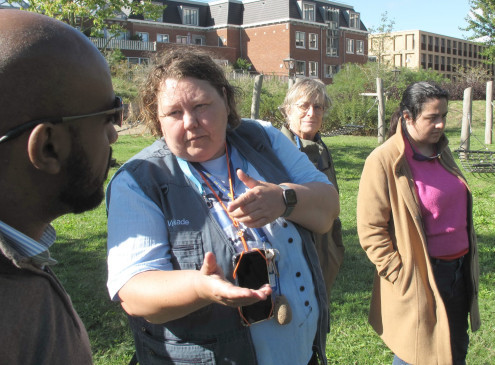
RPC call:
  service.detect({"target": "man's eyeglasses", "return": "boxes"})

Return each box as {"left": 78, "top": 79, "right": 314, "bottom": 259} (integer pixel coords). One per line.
{"left": 295, "top": 102, "right": 325, "bottom": 115}
{"left": 0, "top": 96, "right": 123, "bottom": 144}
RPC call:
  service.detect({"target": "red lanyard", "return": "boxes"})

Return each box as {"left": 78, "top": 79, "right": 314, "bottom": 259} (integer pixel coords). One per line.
{"left": 194, "top": 143, "right": 250, "bottom": 253}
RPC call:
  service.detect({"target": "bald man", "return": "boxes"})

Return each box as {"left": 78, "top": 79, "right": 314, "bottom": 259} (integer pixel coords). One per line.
{"left": 0, "top": 10, "right": 119, "bottom": 364}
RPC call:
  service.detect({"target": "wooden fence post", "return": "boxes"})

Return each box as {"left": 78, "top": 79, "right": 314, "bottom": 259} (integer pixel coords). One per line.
{"left": 250, "top": 74, "right": 263, "bottom": 120}
{"left": 376, "top": 78, "right": 385, "bottom": 144}
{"left": 486, "top": 81, "right": 493, "bottom": 145}
{"left": 460, "top": 87, "right": 473, "bottom": 155}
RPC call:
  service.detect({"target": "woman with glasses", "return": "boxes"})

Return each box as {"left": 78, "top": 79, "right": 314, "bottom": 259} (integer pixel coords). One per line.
{"left": 106, "top": 49, "right": 339, "bottom": 365}
{"left": 357, "top": 82, "right": 480, "bottom": 365}
{"left": 279, "top": 78, "right": 344, "bottom": 300}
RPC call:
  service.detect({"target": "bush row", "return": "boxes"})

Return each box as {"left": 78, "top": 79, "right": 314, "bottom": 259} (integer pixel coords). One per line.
{"left": 112, "top": 58, "right": 494, "bottom": 136}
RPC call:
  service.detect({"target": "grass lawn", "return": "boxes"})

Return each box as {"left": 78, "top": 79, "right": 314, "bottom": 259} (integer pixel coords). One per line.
{"left": 51, "top": 101, "right": 494, "bottom": 364}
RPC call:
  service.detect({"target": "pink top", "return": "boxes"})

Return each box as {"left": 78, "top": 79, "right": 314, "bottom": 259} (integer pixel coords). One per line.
{"left": 404, "top": 136, "right": 469, "bottom": 259}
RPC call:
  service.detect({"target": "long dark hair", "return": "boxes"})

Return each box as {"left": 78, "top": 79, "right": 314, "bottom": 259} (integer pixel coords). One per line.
{"left": 388, "top": 81, "right": 449, "bottom": 138}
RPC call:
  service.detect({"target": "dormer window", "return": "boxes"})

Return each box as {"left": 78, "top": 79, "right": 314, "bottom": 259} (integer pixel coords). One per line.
{"left": 326, "top": 8, "right": 339, "bottom": 29}
{"left": 303, "top": 3, "right": 315, "bottom": 21}
{"left": 348, "top": 11, "right": 360, "bottom": 29}
{"left": 182, "top": 7, "right": 198, "bottom": 26}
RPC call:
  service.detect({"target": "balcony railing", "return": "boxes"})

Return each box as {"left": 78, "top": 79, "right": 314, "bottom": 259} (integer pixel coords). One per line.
{"left": 89, "top": 37, "right": 157, "bottom": 52}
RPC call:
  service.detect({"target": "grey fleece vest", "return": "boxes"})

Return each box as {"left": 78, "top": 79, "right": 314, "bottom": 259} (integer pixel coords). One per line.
{"left": 107, "top": 119, "right": 328, "bottom": 365}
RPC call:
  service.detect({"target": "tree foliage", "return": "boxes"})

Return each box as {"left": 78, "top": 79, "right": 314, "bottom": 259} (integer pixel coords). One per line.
{"left": 233, "top": 58, "right": 253, "bottom": 72}
{"left": 7, "top": 0, "right": 165, "bottom": 37}
{"left": 464, "top": 0, "right": 495, "bottom": 64}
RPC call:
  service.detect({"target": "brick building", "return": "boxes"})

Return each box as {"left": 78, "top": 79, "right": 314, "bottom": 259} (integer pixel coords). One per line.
{"left": 93, "top": 0, "right": 369, "bottom": 84}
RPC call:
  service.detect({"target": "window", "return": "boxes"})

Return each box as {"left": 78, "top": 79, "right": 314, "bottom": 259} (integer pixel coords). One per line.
{"left": 349, "top": 11, "right": 360, "bottom": 29}
{"left": 303, "top": 3, "right": 315, "bottom": 21}
{"left": 177, "top": 35, "right": 188, "bottom": 44}
{"left": 114, "top": 30, "right": 128, "bottom": 40}
{"left": 346, "top": 38, "right": 355, "bottom": 53}
{"left": 324, "top": 64, "right": 338, "bottom": 78}
{"left": 356, "top": 40, "right": 364, "bottom": 54}
{"left": 406, "top": 34, "right": 414, "bottom": 50}
{"left": 128, "top": 57, "right": 149, "bottom": 65}
{"left": 135, "top": 32, "right": 149, "bottom": 42}
{"left": 295, "top": 60, "right": 306, "bottom": 76}
{"left": 183, "top": 7, "right": 198, "bottom": 26}
{"left": 325, "top": 8, "right": 339, "bottom": 29}
{"left": 192, "top": 35, "right": 205, "bottom": 45}
{"left": 421, "top": 35, "right": 426, "bottom": 50}
{"left": 296, "top": 31, "right": 305, "bottom": 48}
{"left": 157, "top": 34, "right": 169, "bottom": 43}
{"left": 308, "top": 61, "right": 318, "bottom": 77}
{"left": 309, "top": 33, "right": 318, "bottom": 49}
{"left": 326, "top": 31, "right": 338, "bottom": 56}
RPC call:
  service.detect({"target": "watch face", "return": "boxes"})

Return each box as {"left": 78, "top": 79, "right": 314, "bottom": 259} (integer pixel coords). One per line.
{"left": 283, "top": 189, "right": 297, "bottom": 206}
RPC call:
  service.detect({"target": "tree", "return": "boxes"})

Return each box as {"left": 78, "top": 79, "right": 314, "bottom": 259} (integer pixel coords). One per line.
{"left": 7, "top": 0, "right": 165, "bottom": 38}
{"left": 464, "top": 0, "right": 495, "bottom": 64}
{"left": 368, "top": 12, "right": 396, "bottom": 70}
{"left": 233, "top": 58, "right": 253, "bottom": 72}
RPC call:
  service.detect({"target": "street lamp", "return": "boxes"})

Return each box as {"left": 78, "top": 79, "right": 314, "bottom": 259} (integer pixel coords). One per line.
{"left": 283, "top": 57, "right": 295, "bottom": 88}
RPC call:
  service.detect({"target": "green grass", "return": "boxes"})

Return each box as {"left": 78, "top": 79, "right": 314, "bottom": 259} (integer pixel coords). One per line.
{"left": 50, "top": 102, "right": 494, "bottom": 364}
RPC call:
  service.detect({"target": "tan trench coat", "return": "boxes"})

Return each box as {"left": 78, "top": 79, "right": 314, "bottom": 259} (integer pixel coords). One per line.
{"left": 281, "top": 125, "right": 345, "bottom": 298}
{"left": 357, "top": 126, "right": 480, "bottom": 365}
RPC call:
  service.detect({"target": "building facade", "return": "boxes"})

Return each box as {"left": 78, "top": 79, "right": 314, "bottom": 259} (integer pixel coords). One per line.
{"left": 91, "top": 0, "right": 369, "bottom": 84}
{"left": 368, "top": 30, "right": 494, "bottom": 79}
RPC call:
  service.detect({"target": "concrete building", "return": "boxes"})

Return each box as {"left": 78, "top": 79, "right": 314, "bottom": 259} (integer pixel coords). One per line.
{"left": 368, "top": 30, "right": 494, "bottom": 79}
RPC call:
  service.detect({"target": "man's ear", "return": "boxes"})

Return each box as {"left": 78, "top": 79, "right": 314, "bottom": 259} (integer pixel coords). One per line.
{"left": 27, "top": 124, "right": 67, "bottom": 174}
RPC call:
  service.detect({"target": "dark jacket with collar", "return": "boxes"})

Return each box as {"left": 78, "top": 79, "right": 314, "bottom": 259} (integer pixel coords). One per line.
{"left": 0, "top": 235, "right": 92, "bottom": 365}
{"left": 280, "top": 125, "right": 344, "bottom": 298}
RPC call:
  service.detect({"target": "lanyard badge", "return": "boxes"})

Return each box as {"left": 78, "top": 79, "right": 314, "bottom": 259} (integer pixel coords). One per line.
{"left": 194, "top": 142, "right": 292, "bottom": 326}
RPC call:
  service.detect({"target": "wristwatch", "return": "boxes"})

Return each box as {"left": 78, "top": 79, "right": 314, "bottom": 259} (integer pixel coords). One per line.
{"left": 279, "top": 184, "right": 297, "bottom": 218}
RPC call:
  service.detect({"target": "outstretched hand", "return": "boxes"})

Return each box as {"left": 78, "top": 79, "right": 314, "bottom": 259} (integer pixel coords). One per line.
{"left": 226, "top": 169, "right": 285, "bottom": 228}
{"left": 195, "top": 252, "right": 271, "bottom": 308}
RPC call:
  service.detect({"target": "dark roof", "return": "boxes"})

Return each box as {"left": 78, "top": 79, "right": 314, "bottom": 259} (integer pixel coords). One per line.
{"left": 157, "top": 0, "right": 367, "bottom": 31}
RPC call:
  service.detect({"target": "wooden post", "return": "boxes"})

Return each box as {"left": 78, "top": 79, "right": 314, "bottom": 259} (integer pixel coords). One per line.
{"left": 376, "top": 78, "right": 385, "bottom": 144}
{"left": 288, "top": 77, "right": 295, "bottom": 90}
{"left": 486, "top": 81, "right": 493, "bottom": 145}
{"left": 250, "top": 74, "right": 263, "bottom": 120}
{"left": 460, "top": 87, "right": 472, "bottom": 155}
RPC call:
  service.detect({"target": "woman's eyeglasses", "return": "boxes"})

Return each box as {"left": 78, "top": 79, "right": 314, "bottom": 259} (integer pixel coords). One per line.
{"left": 0, "top": 96, "right": 123, "bottom": 144}
{"left": 295, "top": 102, "right": 325, "bottom": 115}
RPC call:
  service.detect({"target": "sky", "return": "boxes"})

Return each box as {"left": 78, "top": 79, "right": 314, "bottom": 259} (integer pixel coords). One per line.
{"left": 343, "top": 0, "right": 474, "bottom": 39}
{"left": 196, "top": 0, "right": 475, "bottom": 40}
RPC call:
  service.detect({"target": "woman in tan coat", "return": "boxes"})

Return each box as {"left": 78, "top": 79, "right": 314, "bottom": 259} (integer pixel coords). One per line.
{"left": 357, "top": 82, "right": 480, "bottom": 365}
